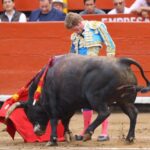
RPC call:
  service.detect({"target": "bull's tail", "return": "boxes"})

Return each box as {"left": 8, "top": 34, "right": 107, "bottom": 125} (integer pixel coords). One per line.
{"left": 119, "top": 57, "right": 150, "bottom": 93}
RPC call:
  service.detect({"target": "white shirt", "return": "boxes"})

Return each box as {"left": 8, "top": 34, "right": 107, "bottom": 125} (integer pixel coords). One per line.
{"left": 129, "top": 0, "right": 149, "bottom": 12}
{"left": 108, "top": 7, "right": 131, "bottom": 14}
{"left": 0, "top": 10, "right": 27, "bottom": 22}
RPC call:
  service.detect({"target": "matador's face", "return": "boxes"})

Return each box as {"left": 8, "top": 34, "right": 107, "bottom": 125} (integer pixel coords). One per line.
{"left": 72, "top": 22, "right": 84, "bottom": 34}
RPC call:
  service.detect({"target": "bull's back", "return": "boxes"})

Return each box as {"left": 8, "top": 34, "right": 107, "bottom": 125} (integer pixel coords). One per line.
{"left": 52, "top": 54, "right": 137, "bottom": 86}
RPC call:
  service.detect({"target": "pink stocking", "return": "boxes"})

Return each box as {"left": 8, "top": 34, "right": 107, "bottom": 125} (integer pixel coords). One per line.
{"left": 101, "top": 118, "right": 108, "bottom": 136}
{"left": 80, "top": 110, "right": 93, "bottom": 136}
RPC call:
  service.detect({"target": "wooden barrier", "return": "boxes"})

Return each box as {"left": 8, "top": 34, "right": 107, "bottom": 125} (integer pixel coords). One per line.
{"left": 0, "top": 16, "right": 150, "bottom": 95}
{"left": 0, "top": 0, "right": 135, "bottom": 11}
{"left": 83, "top": 14, "right": 150, "bottom": 22}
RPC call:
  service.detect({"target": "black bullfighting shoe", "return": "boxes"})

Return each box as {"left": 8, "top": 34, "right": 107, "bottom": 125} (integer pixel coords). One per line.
{"left": 97, "top": 135, "right": 110, "bottom": 141}
{"left": 75, "top": 135, "right": 83, "bottom": 141}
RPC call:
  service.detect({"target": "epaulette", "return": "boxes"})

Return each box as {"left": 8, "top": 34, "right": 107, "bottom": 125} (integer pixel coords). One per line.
{"left": 89, "top": 21, "right": 103, "bottom": 29}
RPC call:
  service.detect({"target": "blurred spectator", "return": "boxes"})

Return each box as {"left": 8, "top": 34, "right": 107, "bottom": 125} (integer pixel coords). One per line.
{"left": 29, "top": 0, "right": 65, "bottom": 21}
{"left": 80, "top": 0, "right": 106, "bottom": 15}
{"left": 0, "top": 0, "right": 27, "bottom": 22}
{"left": 108, "top": 0, "right": 130, "bottom": 14}
{"left": 129, "top": 0, "right": 150, "bottom": 18}
{"left": 52, "top": 0, "right": 66, "bottom": 12}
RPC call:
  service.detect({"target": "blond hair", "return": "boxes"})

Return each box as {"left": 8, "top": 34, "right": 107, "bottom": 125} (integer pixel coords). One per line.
{"left": 64, "top": 12, "right": 83, "bottom": 29}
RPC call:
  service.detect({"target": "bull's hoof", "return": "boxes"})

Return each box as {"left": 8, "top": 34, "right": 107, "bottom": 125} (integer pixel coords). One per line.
{"left": 83, "top": 133, "right": 92, "bottom": 141}
{"left": 65, "top": 131, "right": 74, "bottom": 142}
{"left": 126, "top": 137, "right": 135, "bottom": 143}
{"left": 46, "top": 141, "right": 58, "bottom": 146}
{"left": 75, "top": 135, "right": 83, "bottom": 141}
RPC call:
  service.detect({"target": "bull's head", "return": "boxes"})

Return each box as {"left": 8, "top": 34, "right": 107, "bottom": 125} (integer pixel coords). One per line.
{"left": 5, "top": 101, "right": 49, "bottom": 136}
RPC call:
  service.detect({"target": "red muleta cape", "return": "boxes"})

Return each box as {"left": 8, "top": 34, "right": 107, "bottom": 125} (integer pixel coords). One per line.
{"left": 0, "top": 57, "right": 64, "bottom": 142}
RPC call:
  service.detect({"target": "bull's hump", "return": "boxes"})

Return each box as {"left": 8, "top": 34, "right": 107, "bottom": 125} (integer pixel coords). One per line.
{"left": 65, "top": 53, "right": 116, "bottom": 63}
{"left": 54, "top": 54, "right": 118, "bottom": 72}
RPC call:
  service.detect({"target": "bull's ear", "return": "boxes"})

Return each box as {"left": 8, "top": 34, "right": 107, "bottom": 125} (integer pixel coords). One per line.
{"left": 5, "top": 101, "right": 27, "bottom": 121}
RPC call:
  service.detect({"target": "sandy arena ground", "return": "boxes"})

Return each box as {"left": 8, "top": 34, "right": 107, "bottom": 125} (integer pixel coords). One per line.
{"left": 0, "top": 113, "right": 150, "bottom": 150}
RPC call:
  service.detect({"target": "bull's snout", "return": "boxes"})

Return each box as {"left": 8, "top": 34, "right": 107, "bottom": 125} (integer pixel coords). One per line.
{"left": 34, "top": 124, "right": 45, "bottom": 136}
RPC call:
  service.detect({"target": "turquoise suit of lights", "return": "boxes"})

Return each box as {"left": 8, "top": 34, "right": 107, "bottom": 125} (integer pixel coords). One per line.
{"left": 70, "top": 21, "right": 115, "bottom": 56}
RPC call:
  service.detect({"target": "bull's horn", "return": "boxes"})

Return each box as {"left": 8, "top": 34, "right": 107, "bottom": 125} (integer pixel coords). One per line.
{"left": 5, "top": 102, "right": 21, "bottom": 120}
{"left": 33, "top": 99, "right": 37, "bottom": 106}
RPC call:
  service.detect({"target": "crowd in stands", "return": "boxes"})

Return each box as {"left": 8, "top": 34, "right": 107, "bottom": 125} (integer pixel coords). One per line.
{"left": 0, "top": 0, "right": 27, "bottom": 22}
{"left": 0, "top": 0, "right": 66, "bottom": 22}
{"left": 29, "top": 0, "right": 65, "bottom": 21}
{"left": 0, "top": 0, "right": 150, "bottom": 22}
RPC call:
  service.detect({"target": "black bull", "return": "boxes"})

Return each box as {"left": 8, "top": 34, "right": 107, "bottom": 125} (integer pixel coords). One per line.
{"left": 6, "top": 54, "right": 150, "bottom": 146}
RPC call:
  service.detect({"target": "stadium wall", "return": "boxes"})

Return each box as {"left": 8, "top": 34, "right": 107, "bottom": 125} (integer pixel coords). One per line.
{"left": 0, "top": 15, "right": 150, "bottom": 104}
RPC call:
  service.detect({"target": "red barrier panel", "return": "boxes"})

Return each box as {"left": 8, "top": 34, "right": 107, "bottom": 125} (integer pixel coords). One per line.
{"left": 0, "top": 19, "right": 150, "bottom": 94}
{"left": 83, "top": 14, "right": 150, "bottom": 22}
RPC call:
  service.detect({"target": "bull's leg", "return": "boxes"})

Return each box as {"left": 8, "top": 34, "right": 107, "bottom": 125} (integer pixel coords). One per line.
{"left": 46, "top": 118, "right": 58, "bottom": 146}
{"left": 61, "top": 114, "right": 74, "bottom": 142}
{"left": 118, "top": 102, "right": 138, "bottom": 143}
{"left": 83, "top": 104, "right": 110, "bottom": 141}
